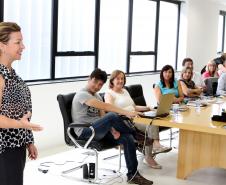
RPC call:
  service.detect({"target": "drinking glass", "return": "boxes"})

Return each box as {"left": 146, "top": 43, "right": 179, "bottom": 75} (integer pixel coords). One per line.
{"left": 172, "top": 104, "right": 179, "bottom": 115}
{"left": 195, "top": 99, "right": 201, "bottom": 113}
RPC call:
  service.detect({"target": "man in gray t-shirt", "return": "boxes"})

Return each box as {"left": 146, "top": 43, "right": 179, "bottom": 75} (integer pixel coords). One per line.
{"left": 70, "top": 68, "right": 153, "bottom": 184}
{"left": 72, "top": 87, "right": 102, "bottom": 137}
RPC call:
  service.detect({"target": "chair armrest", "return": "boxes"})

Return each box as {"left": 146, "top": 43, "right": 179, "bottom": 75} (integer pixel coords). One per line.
{"left": 67, "top": 123, "right": 95, "bottom": 149}
{"left": 68, "top": 123, "right": 91, "bottom": 128}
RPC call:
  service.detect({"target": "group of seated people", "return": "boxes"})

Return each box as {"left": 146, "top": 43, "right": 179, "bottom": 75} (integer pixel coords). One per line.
{"left": 160, "top": 54, "right": 226, "bottom": 100}
{"left": 154, "top": 58, "right": 203, "bottom": 105}
{"left": 71, "top": 68, "right": 172, "bottom": 184}
{"left": 201, "top": 53, "right": 226, "bottom": 78}
{"left": 72, "top": 69, "right": 156, "bottom": 184}
{"left": 70, "top": 54, "right": 226, "bottom": 185}
{"left": 201, "top": 53, "right": 226, "bottom": 96}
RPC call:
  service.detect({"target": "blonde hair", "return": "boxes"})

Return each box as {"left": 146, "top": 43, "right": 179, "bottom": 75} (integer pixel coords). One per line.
{"left": 0, "top": 22, "right": 21, "bottom": 55}
{"left": 109, "top": 70, "right": 126, "bottom": 89}
{"left": 181, "top": 66, "right": 193, "bottom": 81}
{"left": 206, "top": 60, "right": 217, "bottom": 73}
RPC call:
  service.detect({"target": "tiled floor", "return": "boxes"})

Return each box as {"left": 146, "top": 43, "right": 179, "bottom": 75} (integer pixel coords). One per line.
{"left": 24, "top": 129, "right": 226, "bottom": 185}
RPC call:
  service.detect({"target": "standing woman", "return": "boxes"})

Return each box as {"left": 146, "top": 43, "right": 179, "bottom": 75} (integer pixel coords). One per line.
{"left": 0, "top": 22, "right": 42, "bottom": 185}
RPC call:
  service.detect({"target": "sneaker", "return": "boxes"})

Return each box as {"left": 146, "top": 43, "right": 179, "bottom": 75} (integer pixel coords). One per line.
{"left": 127, "top": 171, "right": 153, "bottom": 185}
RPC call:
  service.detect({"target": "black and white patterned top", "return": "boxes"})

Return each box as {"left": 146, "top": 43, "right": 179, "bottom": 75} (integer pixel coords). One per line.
{"left": 0, "top": 64, "right": 34, "bottom": 154}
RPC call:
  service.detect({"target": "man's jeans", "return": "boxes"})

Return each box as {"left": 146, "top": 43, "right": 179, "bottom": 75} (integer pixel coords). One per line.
{"left": 78, "top": 112, "right": 138, "bottom": 179}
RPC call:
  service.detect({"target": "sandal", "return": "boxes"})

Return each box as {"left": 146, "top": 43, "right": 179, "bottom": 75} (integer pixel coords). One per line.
{"left": 152, "top": 146, "right": 172, "bottom": 155}
{"left": 143, "top": 158, "right": 162, "bottom": 169}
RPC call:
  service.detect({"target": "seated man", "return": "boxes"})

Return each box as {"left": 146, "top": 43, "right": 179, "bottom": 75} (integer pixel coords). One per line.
{"left": 71, "top": 68, "right": 153, "bottom": 185}
{"left": 218, "top": 59, "right": 226, "bottom": 76}
{"left": 216, "top": 72, "right": 226, "bottom": 96}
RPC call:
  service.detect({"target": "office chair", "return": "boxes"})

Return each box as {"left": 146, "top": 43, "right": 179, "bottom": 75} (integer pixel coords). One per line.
{"left": 127, "top": 84, "right": 175, "bottom": 148}
{"left": 57, "top": 93, "right": 122, "bottom": 182}
{"left": 204, "top": 77, "right": 218, "bottom": 96}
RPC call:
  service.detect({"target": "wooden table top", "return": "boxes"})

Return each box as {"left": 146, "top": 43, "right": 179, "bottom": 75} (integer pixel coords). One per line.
{"left": 134, "top": 101, "right": 226, "bottom": 136}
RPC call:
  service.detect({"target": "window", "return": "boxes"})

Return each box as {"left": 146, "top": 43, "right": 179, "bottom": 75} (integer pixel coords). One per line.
{"left": 128, "top": 0, "right": 180, "bottom": 73}
{"left": 131, "top": 0, "right": 156, "bottom": 52}
{"left": 129, "top": 0, "right": 156, "bottom": 73}
{"left": 98, "top": 0, "right": 129, "bottom": 73}
{"left": 217, "top": 11, "right": 226, "bottom": 54}
{"left": 3, "top": 0, "right": 52, "bottom": 81}
{"left": 58, "top": 0, "right": 95, "bottom": 52}
{"left": 55, "top": 56, "right": 94, "bottom": 78}
{"left": 0, "top": 0, "right": 181, "bottom": 81}
{"left": 157, "top": 1, "right": 179, "bottom": 70}
{"left": 55, "top": 0, "right": 96, "bottom": 78}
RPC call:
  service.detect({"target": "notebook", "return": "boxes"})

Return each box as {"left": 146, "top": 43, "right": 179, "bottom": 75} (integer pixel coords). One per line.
{"left": 141, "top": 93, "right": 175, "bottom": 118}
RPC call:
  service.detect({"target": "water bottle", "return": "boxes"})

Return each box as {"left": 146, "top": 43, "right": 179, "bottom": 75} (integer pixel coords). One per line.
{"left": 172, "top": 104, "right": 179, "bottom": 115}
{"left": 195, "top": 100, "right": 201, "bottom": 113}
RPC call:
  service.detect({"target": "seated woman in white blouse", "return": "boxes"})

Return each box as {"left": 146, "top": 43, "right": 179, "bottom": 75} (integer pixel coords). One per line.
{"left": 104, "top": 70, "right": 171, "bottom": 169}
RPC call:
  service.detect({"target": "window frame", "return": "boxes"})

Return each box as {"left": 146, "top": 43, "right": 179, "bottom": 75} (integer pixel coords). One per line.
{"left": 0, "top": 0, "right": 181, "bottom": 82}
{"left": 127, "top": 0, "right": 181, "bottom": 74}
{"left": 219, "top": 10, "right": 226, "bottom": 53}
{"left": 51, "top": 0, "right": 100, "bottom": 80}
{"left": 0, "top": 0, "right": 3, "bottom": 22}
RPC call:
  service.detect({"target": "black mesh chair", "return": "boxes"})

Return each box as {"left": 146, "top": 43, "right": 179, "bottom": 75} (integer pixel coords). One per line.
{"left": 57, "top": 93, "right": 121, "bottom": 182}
{"left": 126, "top": 84, "right": 174, "bottom": 147}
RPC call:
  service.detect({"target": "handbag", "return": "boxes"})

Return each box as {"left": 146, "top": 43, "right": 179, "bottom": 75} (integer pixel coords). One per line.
{"left": 119, "top": 115, "right": 136, "bottom": 133}
{"left": 119, "top": 115, "right": 153, "bottom": 147}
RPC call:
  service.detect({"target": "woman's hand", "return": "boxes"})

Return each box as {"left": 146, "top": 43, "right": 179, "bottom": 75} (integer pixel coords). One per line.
{"left": 27, "top": 144, "right": 38, "bottom": 160}
{"left": 126, "top": 111, "right": 143, "bottom": 118}
{"left": 20, "top": 112, "right": 43, "bottom": 131}
{"left": 147, "top": 106, "right": 152, "bottom": 111}
{"left": 174, "top": 97, "right": 184, "bottom": 104}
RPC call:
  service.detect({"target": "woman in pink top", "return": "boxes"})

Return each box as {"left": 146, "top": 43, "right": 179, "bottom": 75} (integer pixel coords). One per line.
{"left": 202, "top": 60, "right": 218, "bottom": 79}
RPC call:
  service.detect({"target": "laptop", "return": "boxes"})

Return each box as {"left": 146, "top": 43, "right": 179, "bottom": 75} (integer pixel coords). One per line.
{"left": 141, "top": 93, "right": 175, "bottom": 118}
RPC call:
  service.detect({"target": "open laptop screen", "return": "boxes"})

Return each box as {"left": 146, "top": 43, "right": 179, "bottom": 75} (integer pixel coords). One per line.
{"left": 141, "top": 93, "right": 174, "bottom": 118}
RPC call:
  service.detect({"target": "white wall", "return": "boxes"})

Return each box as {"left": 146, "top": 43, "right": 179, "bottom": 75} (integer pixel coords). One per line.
{"left": 30, "top": 0, "right": 226, "bottom": 153}
{"left": 185, "top": 0, "right": 226, "bottom": 71}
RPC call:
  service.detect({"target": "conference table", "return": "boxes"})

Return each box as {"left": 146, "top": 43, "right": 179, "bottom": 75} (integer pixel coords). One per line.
{"left": 134, "top": 100, "right": 226, "bottom": 179}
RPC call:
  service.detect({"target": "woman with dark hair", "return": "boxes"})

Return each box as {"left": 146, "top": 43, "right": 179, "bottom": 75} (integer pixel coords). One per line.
{"left": 153, "top": 65, "right": 183, "bottom": 153}
{"left": 154, "top": 65, "right": 184, "bottom": 104}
